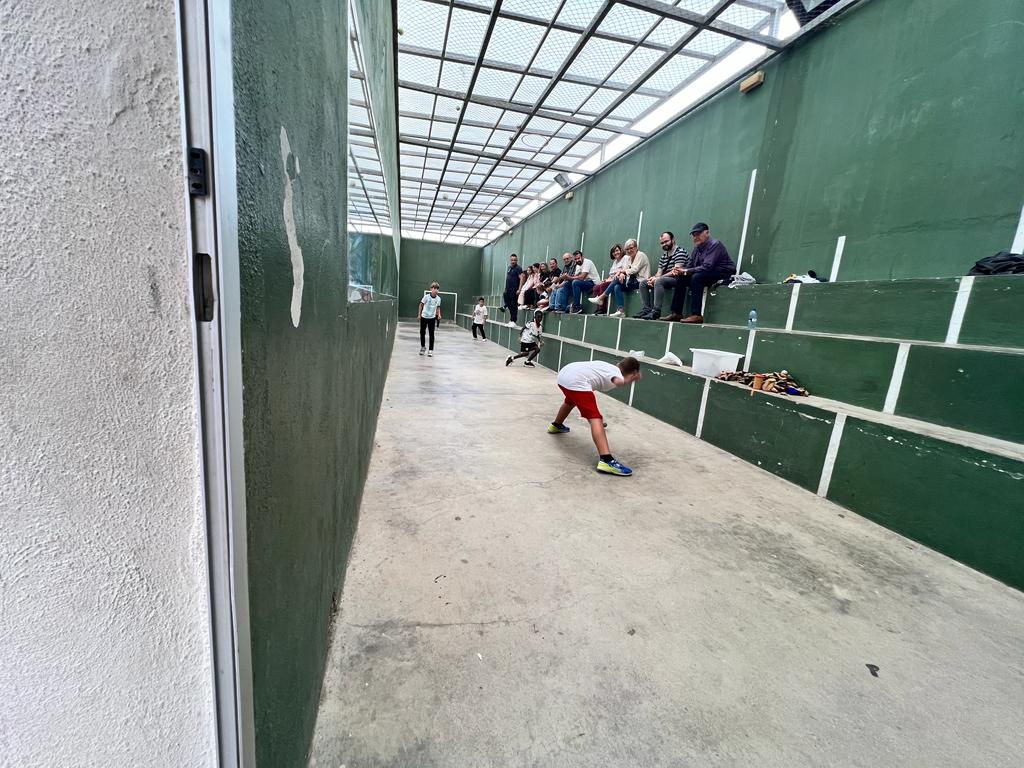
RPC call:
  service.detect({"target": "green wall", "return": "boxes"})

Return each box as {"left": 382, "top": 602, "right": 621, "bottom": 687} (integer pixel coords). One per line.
{"left": 482, "top": 0, "right": 1024, "bottom": 287}
{"left": 399, "top": 238, "right": 483, "bottom": 318}
{"left": 232, "top": 1, "right": 396, "bottom": 765}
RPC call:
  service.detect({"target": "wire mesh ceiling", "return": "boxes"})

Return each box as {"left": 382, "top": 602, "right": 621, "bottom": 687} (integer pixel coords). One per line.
{"left": 350, "top": 0, "right": 839, "bottom": 244}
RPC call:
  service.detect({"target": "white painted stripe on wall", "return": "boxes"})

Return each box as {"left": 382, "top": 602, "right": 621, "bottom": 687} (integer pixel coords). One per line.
{"left": 829, "top": 235, "right": 847, "bottom": 282}
{"left": 1012, "top": 201, "right": 1024, "bottom": 254}
{"left": 615, "top": 317, "right": 623, "bottom": 350}
{"left": 628, "top": 381, "right": 636, "bottom": 407}
{"left": 744, "top": 329, "right": 756, "bottom": 372}
{"left": 944, "top": 276, "right": 974, "bottom": 344}
{"left": 785, "top": 282, "right": 801, "bottom": 331}
{"left": 665, "top": 322, "right": 674, "bottom": 358}
{"left": 637, "top": 210, "right": 644, "bottom": 243}
{"left": 816, "top": 413, "right": 847, "bottom": 497}
{"left": 883, "top": 342, "right": 911, "bottom": 414}
{"left": 583, "top": 314, "right": 588, "bottom": 344}
{"left": 580, "top": 231, "right": 585, "bottom": 253}
{"left": 695, "top": 378, "right": 711, "bottom": 439}
{"left": 557, "top": 340, "right": 563, "bottom": 370}
{"left": 735, "top": 167, "right": 757, "bottom": 274}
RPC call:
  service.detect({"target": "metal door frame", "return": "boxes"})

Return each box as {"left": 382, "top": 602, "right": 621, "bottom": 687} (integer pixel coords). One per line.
{"left": 175, "top": 0, "right": 255, "bottom": 764}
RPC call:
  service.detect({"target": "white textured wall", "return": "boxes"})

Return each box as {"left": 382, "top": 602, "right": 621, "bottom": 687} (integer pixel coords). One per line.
{"left": 0, "top": 1, "right": 217, "bottom": 765}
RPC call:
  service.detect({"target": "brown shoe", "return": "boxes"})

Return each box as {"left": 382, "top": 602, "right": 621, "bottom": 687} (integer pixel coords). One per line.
{"left": 680, "top": 314, "right": 704, "bottom": 324}
{"left": 661, "top": 313, "right": 684, "bottom": 322}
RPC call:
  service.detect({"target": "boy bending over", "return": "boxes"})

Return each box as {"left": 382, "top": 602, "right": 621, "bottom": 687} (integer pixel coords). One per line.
{"left": 548, "top": 356, "right": 642, "bottom": 476}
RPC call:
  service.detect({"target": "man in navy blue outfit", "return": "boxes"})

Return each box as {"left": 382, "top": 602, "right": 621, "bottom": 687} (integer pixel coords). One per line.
{"left": 663, "top": 223, "right": 736, "bottom": 324}
{"left": 501, "top": 253, "right": 524, "bottom": 326}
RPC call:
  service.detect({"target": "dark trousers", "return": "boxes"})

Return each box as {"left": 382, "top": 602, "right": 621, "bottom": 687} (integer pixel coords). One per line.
{"left": 512, "top": 342, "right": 540, "bottom": 362}
{"left": 503, "top": 289, "right": 519, "bottom": 323}
{"left": 420, "top": 317, "right": 436, "bottom": 350}
{"left": 472, "top": 323, "right": 486, "bottom": 339}
{"left": 669, "top": 270, "right": 733, "bottom": 316}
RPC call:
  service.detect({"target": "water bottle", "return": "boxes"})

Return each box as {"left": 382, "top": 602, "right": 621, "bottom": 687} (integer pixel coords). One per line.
{"left": 747, "top": 308, "right": 758, "bottom": 330}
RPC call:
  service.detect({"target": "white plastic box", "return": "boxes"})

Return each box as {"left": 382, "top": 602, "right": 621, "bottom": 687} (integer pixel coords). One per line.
{"left": 690, "top": 348, "right": 744, "bottom": 378}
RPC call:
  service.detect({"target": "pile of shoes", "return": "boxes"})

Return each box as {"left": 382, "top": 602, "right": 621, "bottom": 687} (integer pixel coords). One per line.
{"left": 717, "top": 369, "right": 810, "bottom": 396}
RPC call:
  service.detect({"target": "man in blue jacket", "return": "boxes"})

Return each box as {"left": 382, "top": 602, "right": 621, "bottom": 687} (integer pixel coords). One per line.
{"left": 663, "top": 223, "right": 736, "bottom": 324}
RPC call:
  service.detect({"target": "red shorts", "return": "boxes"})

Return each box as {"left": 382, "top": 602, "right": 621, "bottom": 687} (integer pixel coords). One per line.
{"left": 559, "top": 385, "right": 603, "bottom": 420}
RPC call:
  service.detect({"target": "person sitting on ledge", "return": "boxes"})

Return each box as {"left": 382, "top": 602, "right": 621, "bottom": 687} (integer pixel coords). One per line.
{"left": 662, "top": 222, "right": 736, "bottom": 324}
{"left": 635, "top": 231, "right": 688, "bottom": 320}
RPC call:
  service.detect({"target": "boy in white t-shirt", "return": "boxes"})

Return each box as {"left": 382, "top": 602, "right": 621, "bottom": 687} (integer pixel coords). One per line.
{"left": 548, "top": 356, "right": 642, "bottom": 475}
{"left": 418, "top": 282, "right": 442, "bottom": 356}
{"left": 505, "top": 311, "right": 544, "bottom": 368}
{"left": 472, "top": 297, "right": 488, "bottom": 340}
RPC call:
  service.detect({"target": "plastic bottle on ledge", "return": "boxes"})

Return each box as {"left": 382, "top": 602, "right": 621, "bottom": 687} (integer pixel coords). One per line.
{"left": 747, "top": 308, "right": 758, "bottom": 330}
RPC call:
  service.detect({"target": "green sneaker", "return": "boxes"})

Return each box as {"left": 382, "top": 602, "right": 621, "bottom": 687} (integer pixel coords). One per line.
{"left": 596, "top": 458, "right": 633, "bottom": 476}
{"left": 547, "top": 422, "right": 570, "bottom": 434}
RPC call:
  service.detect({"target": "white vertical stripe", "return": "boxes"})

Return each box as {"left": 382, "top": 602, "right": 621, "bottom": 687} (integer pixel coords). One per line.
{"left": 1012, "top": 202, "right": 1024, "bottom": 254}
{"left": 615, "top": 317, "right": 623, "bottom": 350}
{"left": 695, "top": 379, "right": 711, "bottom": 439}
{"left": 944, "top": 276, "right": 974, "bottom": 345}
{"left": 637, "top": 210, "right": 644, "bottom": 243}
{"left": 589, "top": 348, "right": 595, "bottom": 361}
{"left": 665, "top": 322, "right": 674, "bottom": 358}
{"left": 580, "top": 231, "right": 585, "bottom": 253}
{"left": 816, "top": 413, "right": 847, "bottom": 497}
{"left": 883, "top": 343, "right": 911, "bottom": 414}
{"left": 735, "top": 168, "right": 757, "bottom": 274}
{"left": 628, "top": 381, "right": 636, "bottom": 407}
{"left": 583, "top": 314, "right": 588, "bottom": 344}
{"left": 829, "top": 235, "right": 846, "bottom": 282}
{"left": 744, "top": 329, "right": 756, "bottom": 372}
{"left": 557, "top": 341, "right": 563, "bottom": 370}
{"left": 784, "top": 282, "right": 800, "bottom": 331}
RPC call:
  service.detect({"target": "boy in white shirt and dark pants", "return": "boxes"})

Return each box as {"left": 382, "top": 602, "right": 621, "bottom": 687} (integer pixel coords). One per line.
{"left": 548, "top": 356, "right": 642, "bottom": 475}
{"left": 472, "top": 297, "right": 488, "bottom": 339}
{"left": 505, "top": 311, "right": 544, "bottom": 367}
{"left": 419, "top": 282, "right": 442, "bottom": 356}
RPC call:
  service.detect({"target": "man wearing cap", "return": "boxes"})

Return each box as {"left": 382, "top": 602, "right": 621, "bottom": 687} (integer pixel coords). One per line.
{"left": 662, "top": 223, "right": 736, "bottom": 324}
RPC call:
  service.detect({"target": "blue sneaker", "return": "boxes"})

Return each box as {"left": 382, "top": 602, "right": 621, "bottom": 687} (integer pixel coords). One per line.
{"left": 547, "top": 422, "right": 570, "bottom": 434}
{"left": 596, "top": 458, "right": 632, "bottom": 476}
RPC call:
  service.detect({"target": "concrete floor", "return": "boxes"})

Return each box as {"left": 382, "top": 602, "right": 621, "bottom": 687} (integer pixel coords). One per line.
{"left": 310, "top": 321, "right": 1024, "bottom": 768}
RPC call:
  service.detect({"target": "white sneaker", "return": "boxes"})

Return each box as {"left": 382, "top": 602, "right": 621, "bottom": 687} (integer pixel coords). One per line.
{"left": 419, "top": 347, "right": 425, "bottom": 356}
{"left": 506, "top": 321, "right": 517, "bottom": 328}
{"left": 587, "top": 296, "right": 602, "bottom": 305}
{"left": 518, "top": 305, "right": 528, "bottom": 310}
{"left": 428, "top": 350, "right": 433, "bottom": 357}
{"left": 611, "top": 308, "right": 624, "bottom": 317}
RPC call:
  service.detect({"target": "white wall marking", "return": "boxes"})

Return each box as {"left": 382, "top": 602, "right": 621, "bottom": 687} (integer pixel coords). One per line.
{"left": 829, "top": 235, "right": 846, "bottom": 283}
{"left": 785, "top": 282, "right": 801, "bottom": 331}
{"left": 1011, "top": 201, "right": 1024, "bottom": 254}
{"left": 615, "top": 317, "right": 623, "bottom": 350}
{"left": 628, "top": 381, "right": 636, "bottom": 407}
{"left": 744, "top": 329, "right": 756, "bottom": 372}
{"left": 280, "top": 126, "right": 304, "bottom": 328}
{"left": 580, "top": 231, "right": 585, "bottom": 253}
{"left": 636, "top": 210, "right": 644, "bottom": 243}
{"left": 735, "top": 168, "right": 757, "bottom": 274}
{"left": 695, "top": 378, "right": 711, "bottom": 439}
{"left": 944, "top": 276, "right": 974, "bottom": 345}
{"left": 816, "top": 413, "right": 847, "bottom": 497}
{"left": 883, "top": 342, "right": 911, "bottom": 414}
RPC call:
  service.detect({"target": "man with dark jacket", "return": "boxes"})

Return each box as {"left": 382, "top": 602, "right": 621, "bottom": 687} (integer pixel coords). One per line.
{"left": 501, "top": 253, "right": 524, "bottom": 326}
{"left": 663, "top": 223, "right": 736, "bottom": 323}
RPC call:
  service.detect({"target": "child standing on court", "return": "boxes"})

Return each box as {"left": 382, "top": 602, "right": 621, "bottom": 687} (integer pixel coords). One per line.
{"left": 505, "top": 310, "right": 544, "bottom": 367}
{"left": 472, "top": 297, "right": 488, "bottom": 340}
{"left": 419, "top": 282, "right": 442, "bottom": 357}
{"left": 548, "top": 356, "right": 642, "bottom": 475}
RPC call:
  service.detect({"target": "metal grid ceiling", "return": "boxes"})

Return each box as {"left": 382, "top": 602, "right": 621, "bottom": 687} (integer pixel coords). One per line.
{"left": 352, "top": 0, "right": 831, "bottom": 244}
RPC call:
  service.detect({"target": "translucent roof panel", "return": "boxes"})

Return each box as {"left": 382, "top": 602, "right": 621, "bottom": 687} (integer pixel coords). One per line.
{"left": 378, "top": 0, "right": 853, "bottom": 245}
